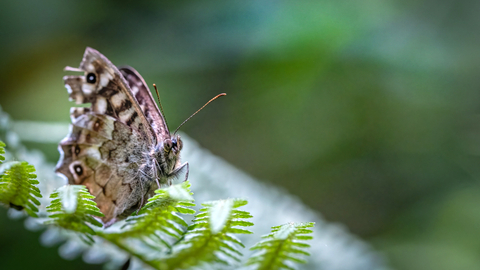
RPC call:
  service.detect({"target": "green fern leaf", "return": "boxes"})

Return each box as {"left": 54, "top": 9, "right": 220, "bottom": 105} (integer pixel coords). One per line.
{"left": 0, "top": 160, "right": 42, "bottom": 217}
{"left": 0, "top": 141, "right": 5, "bottom": 164}
{"left": 45, "top": 185, "right": 104, "bottom": 244}
{"left": 159, "top": 198, "right": 253, "bottom": 269}
{"left": 246, "top": 222, "right": 314, "bottom": 270}
{"left": 104, "top": 181, "right": 195, "bottom": 250}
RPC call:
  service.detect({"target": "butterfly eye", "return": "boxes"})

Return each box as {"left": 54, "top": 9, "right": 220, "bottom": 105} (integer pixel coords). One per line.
{"left": 74, "top": 165, "right": 83, "bottom": 176}
{"left": 164, "top": 139, "right": 173, "bottom": 150}
{"left": 172, "top": 139, "right": 177, "bottom": 148}
{"left": 86, "top": 73, "right": 97, "bottom": 84}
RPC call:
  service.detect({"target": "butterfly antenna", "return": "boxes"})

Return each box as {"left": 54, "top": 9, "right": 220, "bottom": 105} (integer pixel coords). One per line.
{"left": 153, "top": 84, "right": 170, "bottom": 130}
{"left": 173, "top": 93, "right": 226, "bottom": 135}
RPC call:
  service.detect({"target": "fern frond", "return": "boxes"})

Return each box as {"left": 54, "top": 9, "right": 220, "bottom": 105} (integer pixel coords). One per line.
{"left": 0, "top": 140, "right": 5, "bottom": 164}
{"left": 0, "top": 160, "right": 42, "bottom": 217}
{"left": 159, "top": 198, "right": 253, "bottom": 269}
{"left": 105, "top": 181, "right": 195, "bottom": 250}
{"left": 246, "top": 222, "right": 314, "bottom": 270}
{"left": 45, "top": 185, "right": 104, "bottom": 244}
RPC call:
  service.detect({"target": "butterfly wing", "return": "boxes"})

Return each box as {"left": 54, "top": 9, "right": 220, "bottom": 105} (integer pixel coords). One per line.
{"left": 56, "top": 48, "right": 158, "bottom": 225}
{"left": 119, "top": 66, "right": 170, "bottom": 142}
{"left": 63, "top": 47, "right": 156, "bottom": 144}
{"left": 56, "top": 111, "right": 150, "bottom": 225}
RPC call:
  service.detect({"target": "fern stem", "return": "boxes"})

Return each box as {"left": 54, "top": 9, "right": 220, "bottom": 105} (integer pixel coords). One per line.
{"left": 262, "top": 238, "right": 285, "bottom": 270}
{"left": 246, "top": 222, "right": 314, "bottom": 270}
{"left": 99, "top": 232, "right": 165, "bottom": 270}
{"left": 166, "top": 231, "right": 215, "bottom": 269}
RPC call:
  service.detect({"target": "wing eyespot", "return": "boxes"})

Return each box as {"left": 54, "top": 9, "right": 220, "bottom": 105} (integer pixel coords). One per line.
{"left": 74, "top": 145, "right": 81, "bottom": 155}
{"left": 74, "top": 164, "right": 83, "bottom": 176}
{"left": 86, "top": 73, "right": 97, "bottom": 84}
{"left": 93, "top": 120, "right": 101, "bottom": 131}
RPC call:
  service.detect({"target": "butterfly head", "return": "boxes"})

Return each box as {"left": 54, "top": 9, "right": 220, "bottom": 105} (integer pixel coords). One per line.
{"left": 163, "top": 135, "right": 183, "bottom": 158}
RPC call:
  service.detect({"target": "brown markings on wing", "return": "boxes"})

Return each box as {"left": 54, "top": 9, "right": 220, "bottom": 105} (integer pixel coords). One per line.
{"left": 55, "top": 112, "right": 150, "bottom": 224}
{"left": 63, "top": 47, "right": 155, "bottom": 145}
{"left": 120, "top": 67, "right": 170, "bottom": 142}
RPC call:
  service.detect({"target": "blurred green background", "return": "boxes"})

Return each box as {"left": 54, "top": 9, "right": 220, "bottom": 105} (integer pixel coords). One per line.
{"left": 1, "top": 0, "right": 480, "bottom": 269}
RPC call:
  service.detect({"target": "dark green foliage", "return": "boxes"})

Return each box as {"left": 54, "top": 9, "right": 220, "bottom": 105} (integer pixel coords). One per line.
{"left": 0, "top": 146, "right": 42, "bottom": 217}
{"left": 246, "top": 222, "right": 314, "bottom": 270}
{"left": 0, "top": 140, "right": 314, "bottom": 269}
{"left": 45, "top": 185, "right": 104, "bottom": 244}
{"left": 159, "top": 199, "right": 253, "bottom": 269}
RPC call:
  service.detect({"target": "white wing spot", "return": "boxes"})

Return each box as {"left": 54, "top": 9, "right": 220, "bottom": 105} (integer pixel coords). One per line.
{"left": 131, "top": 86, "right": 139, "bottom": 95}
{"left": 119, "top": 108, "right": 134, "bottom": 122}
{"left": 100, "top": 72, "right": 113, "bottom": 87}
{"left": 82, "top": 79, "right": 95, "bottom": 95}
{"left": 86, "top": 64, "right": 95, "bottom": 71}
{"left": 65, "top": 84, "right": 73, "bottom": 94}
{"left": 94, "top": 97, "right": 107, "bottom": 113}
{"left": 111, "top": 92, "right": 127, "bottom": 109}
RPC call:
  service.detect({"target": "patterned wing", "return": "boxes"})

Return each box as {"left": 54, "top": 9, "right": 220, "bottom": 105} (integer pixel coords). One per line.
{"left": 120, "top": 66, "right": 170, "bottom": 141}
{"left": 63, "top": 47, "right": 155, "bottom": 144}
{"left": 55, "top": 110, "right": 152, "bottom": 225}
{"left": 56, "top": 48, "right": 158, "bottom": 225}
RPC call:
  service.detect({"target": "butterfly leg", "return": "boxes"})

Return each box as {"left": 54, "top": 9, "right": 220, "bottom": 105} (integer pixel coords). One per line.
{"left": 169, "top": 162, "right": 189, "bottom": 183}
{"left": 153, "top": 159, "right": 162, "bottom": 188}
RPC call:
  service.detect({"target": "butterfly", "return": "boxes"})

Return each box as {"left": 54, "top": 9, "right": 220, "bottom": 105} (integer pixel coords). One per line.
{"left": 55, "top": 47, "right": 224, "bottom": 226}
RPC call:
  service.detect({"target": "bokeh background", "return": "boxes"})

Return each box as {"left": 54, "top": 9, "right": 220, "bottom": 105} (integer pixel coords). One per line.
{"left": 1, "top": 0, "right": 480, "bottom": 269}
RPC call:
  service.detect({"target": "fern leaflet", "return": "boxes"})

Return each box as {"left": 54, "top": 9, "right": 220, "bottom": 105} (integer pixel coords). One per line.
{"left": 45, "top": 185, "right": 104, "bottom": 244}
{"left": 246, "top": 222, "right": 314, "bottom": 270}
{"left": 159, "top": 198, "right": 253, "bottom": 269}
{"left": 0, "top": 140, "right": 5, "bottom": 164}
{"left": 103, "top": 181, "right": 196, "bottom": 250}
{"left": 0, "top": 159, "right": 42, "bottom": 217}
